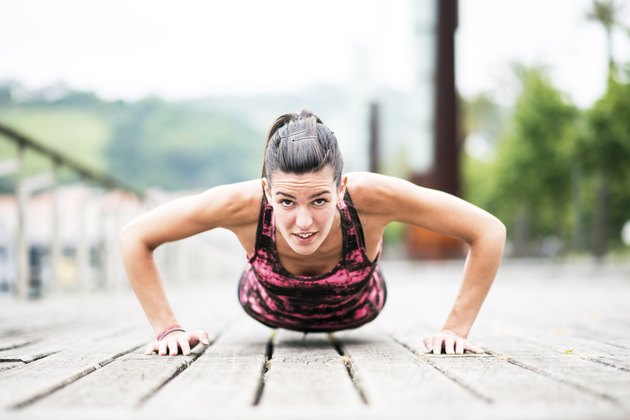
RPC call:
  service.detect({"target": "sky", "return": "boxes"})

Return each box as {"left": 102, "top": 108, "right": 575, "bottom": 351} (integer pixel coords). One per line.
{"left": 1, "top": 0, "right": 629, "bottom": 108}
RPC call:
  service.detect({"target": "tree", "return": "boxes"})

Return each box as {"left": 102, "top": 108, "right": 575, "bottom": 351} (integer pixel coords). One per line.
{"left": 491, "top": 67, "right": 578, "bottom": 256}
{"left": 586, "top": 0, "right": 624, "bottom": 71}
{"left": 579, "top": 77, "right": 630, "bottom": 255}
{"left": 585, "top": 0, "right": 628, "bottom": 257}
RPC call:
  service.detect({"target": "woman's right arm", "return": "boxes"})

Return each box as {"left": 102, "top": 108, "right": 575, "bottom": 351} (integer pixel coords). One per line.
{"left": 118, "top": 180, "right": 261, "bottom": 355}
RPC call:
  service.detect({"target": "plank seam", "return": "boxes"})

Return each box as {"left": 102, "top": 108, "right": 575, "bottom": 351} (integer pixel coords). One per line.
{"left": 484, "top": 349, "right": 620, "bottom": 405}
{"left": 0, "top": 351, "right": 58, "bottom": 364}
{"left": 8, "top": 343, "right": 145, "bottom": 410}
{"left": 328, "top": 333, "right": 369, "bottom": 405}
{"left": 0, "top": 339, "right": 41, "bottom": 352}
{"left": 497, "top": 329, "right": 630, "bottom": 370}
{"left": 135, "top": 330, "right": 224, "bottom": 408}
{"left": 390, "top": 335, "right": 494, "bottom": 404}
{"left": 252, "top": 329, "right": 276, "bottom": 406}
{"left": 578, "top": 355, "right": 630, "bottom": 372}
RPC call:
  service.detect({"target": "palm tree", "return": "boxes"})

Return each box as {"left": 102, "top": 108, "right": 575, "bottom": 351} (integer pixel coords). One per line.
{"left": 585, "top": 0, "right": 623, "bottom": 259}
{"left": 586, "top": 0, "right": 623, "bottom": 72}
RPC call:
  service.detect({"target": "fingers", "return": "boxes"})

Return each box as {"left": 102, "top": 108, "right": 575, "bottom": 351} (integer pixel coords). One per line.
{"left": 465, "top": 343, "right": 486, "bottom": 354}
{"left": 189, "top": 330, "right": 210, "bottom": 346}
{"left": 423, "top": 331, "right": 485, "bottom": 355}
{"left": 145, "top": 342, "right": 157, "bottom": 355}
{"left": 179, "top": 336, "right": 191, "bottom": 356}
{"left": 167, "top": 338, "right": 179, "bottom": 356}
{"left": 432, "top": 335, "right": 443, "bottom": 355}
{"left": 444, "top": 335, "right": 455, "bottom": 355}
{"left": 158, "top": 338, "right": 169, "bottom": 356}
{"left": 147, "top": 330, "right": 211, "bottom": 357}
{"left": 199, "top": 331, "right": 210, "bottom": 346}
{"left": 422, "top": 336, "right": 433, "bottom": 352}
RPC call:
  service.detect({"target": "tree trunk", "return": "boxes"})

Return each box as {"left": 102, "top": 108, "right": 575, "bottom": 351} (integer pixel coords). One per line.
{"left": 592, "top": 169, "right": 609, "bottom": 260}
{"left": 571, "top": 167, "right": 586, "bottom": 252}
{"left": 512, "top": 206, "right": 529, "bottom": 257}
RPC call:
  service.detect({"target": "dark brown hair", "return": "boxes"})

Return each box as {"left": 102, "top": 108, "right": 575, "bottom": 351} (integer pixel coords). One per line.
{"left": 262, "top": 109, "right": 343, "bottom": 187}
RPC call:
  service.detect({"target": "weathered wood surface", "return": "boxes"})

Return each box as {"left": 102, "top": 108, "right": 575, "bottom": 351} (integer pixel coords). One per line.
{"left": 0, "top": 259, "right": 629, "bottom": 420}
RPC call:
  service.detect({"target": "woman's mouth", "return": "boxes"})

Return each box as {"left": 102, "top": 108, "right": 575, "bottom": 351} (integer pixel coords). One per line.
{"left": 293, "top": 232, "right": 316, "bottom": 244}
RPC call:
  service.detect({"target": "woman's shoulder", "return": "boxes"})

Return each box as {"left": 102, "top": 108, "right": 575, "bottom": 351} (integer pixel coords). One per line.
{"left": 198, "top": 178, "right": 263, "bottom": 230}
{"left": 344, "top": 171, "right": 399, "bottom": 217}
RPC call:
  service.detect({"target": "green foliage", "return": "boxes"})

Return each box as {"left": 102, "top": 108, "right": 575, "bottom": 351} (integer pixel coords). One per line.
{"left": 105, "top": 98, "right": 263, "bottom": 190}
{"left": 0, "top": 84, "right": 265, "bottom": 192}
{"left": 580, "top": 77, "right": 630, "bottom": 247}
{"left": 493, "top": 69, "right": 578, "bottom": 238}
{"left": 581, "top": 77, "right": 630, "bottom": 177}
{"left": 462, "top": 66, "right": 630, "bottom": 256}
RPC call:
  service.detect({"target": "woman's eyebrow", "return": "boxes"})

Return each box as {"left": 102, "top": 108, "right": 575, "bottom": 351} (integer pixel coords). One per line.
{"left": 276, "top": 190, "right": 331, "bottom": 199}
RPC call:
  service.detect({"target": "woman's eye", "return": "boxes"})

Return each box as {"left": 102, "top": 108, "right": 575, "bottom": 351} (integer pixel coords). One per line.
{"left": 280, "top": 200, "right": 293, "bottom": 207}
{"left": 313, "top": 199, "right": 327, "bottom": 206}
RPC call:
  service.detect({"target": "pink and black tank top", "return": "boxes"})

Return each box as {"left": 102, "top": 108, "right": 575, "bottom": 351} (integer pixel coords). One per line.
{"left": 238, "top": 190, "right": 387, "bottom": 332}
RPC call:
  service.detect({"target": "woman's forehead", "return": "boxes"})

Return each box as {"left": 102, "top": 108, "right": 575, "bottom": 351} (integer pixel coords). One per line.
{"left": 270, "top": 170, "right": 336, "bottom": 193}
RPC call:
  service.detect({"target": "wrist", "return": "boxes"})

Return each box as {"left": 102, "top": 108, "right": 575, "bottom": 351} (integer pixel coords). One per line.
{"left": 441, "top": 325, "right": 469, "bottom": 339}
{"left": 156, "top": 324, "right": 185, "bottom": 341}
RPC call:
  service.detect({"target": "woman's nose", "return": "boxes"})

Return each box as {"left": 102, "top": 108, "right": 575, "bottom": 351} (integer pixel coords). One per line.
{"left": 295, "top": 206, "right": 313, "bottom": 230}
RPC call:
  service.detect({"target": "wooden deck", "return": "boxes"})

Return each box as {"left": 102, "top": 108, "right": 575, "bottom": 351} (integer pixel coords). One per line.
{"left": 1, "top": 259, "right": 629, "bottom": 420}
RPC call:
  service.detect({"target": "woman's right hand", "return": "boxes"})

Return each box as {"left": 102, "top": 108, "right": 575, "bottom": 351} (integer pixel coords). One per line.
{"left": 144, "top": 329, "right": 211, "bottom": 356}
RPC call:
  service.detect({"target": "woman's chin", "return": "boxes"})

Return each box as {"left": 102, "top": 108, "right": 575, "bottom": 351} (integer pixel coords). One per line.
{"left": 289, "top": 244, "right": 318, "bottom": 256}
{"left": 289, "top": 239, "right": 322, "bottom": 255}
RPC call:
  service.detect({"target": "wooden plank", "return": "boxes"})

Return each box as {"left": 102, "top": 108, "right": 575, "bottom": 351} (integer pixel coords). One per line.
{"left": 141, "top": 315, "right": 271, "bottom": 412}
{"left": 391, "top": 329, "right": 611, "bottom": 409}
{"left": 332, "top": 325, "right": 488, "bottom": 408}
{"left": 15, "top": 313, "right": 233, "bottom": 413}
{"left": 482, "top": 315, "right": 630, "bottom": 371}
{"left": 0, "top": 325, "right": 147, "bottom": 410}
{"left": 474, "top": 331, "right": 630, "bottom": 407}
{"left": 0, "top": 362, "right": 24, "bottom": 374}
{"left": 0, "top": 336, "right": 40, "bottom": 352}
{"left": 0, "top": 318, "right": 144, "bottom": 363}
{"left": 259, "top": 329, "right": 364, "bottom": 407}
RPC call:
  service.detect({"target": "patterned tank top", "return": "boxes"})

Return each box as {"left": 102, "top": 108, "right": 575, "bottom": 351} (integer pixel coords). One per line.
{"left": 238, "top": 190, "right": 387, "bottom": 332}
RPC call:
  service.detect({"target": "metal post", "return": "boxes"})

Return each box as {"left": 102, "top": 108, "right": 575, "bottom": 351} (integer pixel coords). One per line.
{"left": 76, "top": 181, "right": 90, "bottom": 290}
{"left": 433, "top": 0, "right": 459, "bottom": 197}
{"left": 407, "top": 0, "right": 462, "bottom": 259}
{"left": 15, "top": 144, "right": 28, "bottom": 299}
{"left": 368, "top": 102, "right": 380, "bottom": 174}
{"left": 50, "top": 160, "right": 61, "bottom": 293}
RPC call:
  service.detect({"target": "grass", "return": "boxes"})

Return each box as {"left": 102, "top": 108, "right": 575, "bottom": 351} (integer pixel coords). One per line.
{"left": 0, "top": 106, "right": 111, "bottom": 177}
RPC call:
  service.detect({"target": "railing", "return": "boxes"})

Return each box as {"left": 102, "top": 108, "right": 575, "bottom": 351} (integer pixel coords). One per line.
{"left": 0, "top": 121, "right": 147, "bottom": 299}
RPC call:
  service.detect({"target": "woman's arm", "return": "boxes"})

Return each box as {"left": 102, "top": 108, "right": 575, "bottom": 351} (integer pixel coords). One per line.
{"left": 118, "top": 180, "right": 261, "bottom": 355}
{"left": 349, "top": 172, "right": 506, "bottom": 354}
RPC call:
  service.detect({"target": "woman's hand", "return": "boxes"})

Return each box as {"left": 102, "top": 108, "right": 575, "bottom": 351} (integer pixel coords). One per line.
{"left": 422, "top": 329, "right": 485, "bottom": 355}
{"left": 145, "top": 329, "right": 211, "bottom": 356}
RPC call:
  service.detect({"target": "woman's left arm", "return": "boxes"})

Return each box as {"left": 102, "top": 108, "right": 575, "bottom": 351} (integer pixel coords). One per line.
{"left": 352, "top": 173, "right": 506, "bottom": 355}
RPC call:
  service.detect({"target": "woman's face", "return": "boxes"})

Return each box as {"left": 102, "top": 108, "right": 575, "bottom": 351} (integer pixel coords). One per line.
{"left": 263, "top": 167, "right": 346, "bottom": 256}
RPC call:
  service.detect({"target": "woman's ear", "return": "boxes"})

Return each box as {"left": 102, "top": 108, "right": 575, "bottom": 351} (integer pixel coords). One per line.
{"left": 261, "top": 177, "right": 272, "bottom": 202}
{"left": 337, "top": 175, "right": 348, "bottom": 203}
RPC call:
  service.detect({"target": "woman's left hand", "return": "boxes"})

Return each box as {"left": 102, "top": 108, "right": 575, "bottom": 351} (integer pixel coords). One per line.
{"left": 422, "top": 329, "right": 485, "bottom": 355}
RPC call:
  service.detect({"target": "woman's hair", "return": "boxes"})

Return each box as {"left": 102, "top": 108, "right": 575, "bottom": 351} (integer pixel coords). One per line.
{"left": 262, "top": 109, "right": 344, "bottom": 187}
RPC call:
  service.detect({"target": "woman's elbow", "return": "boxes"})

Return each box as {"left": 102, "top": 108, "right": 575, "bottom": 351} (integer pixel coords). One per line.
{"left": 487, "top": 218, "right": 507, "bottom": 255}
{"left": 493, "top": 218, "right": 507, "bottom": 242}
{"left": 118, "top": 221, "right": 152, "bottom": 254}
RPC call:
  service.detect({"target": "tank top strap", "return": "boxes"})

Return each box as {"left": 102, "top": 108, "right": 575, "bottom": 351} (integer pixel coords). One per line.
{"left": 252, "top": 193, "right": 275, "bottom": 257}
{"left": 338, "top": 190, "right": 369, "bottom": 265}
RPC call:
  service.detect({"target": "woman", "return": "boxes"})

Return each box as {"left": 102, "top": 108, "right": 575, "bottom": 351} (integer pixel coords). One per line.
{"left": 119, "top": 109, "right": 506, "bottom": 357}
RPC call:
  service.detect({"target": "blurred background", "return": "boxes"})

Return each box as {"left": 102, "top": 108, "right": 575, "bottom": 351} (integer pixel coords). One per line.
{"left": 0, "top": 0, "right": 629, "bottom": 300}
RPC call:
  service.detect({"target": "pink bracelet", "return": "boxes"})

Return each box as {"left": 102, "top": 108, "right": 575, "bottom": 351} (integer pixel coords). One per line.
{"left": 156, "top": 324, "right": 186, "bottom": 341}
